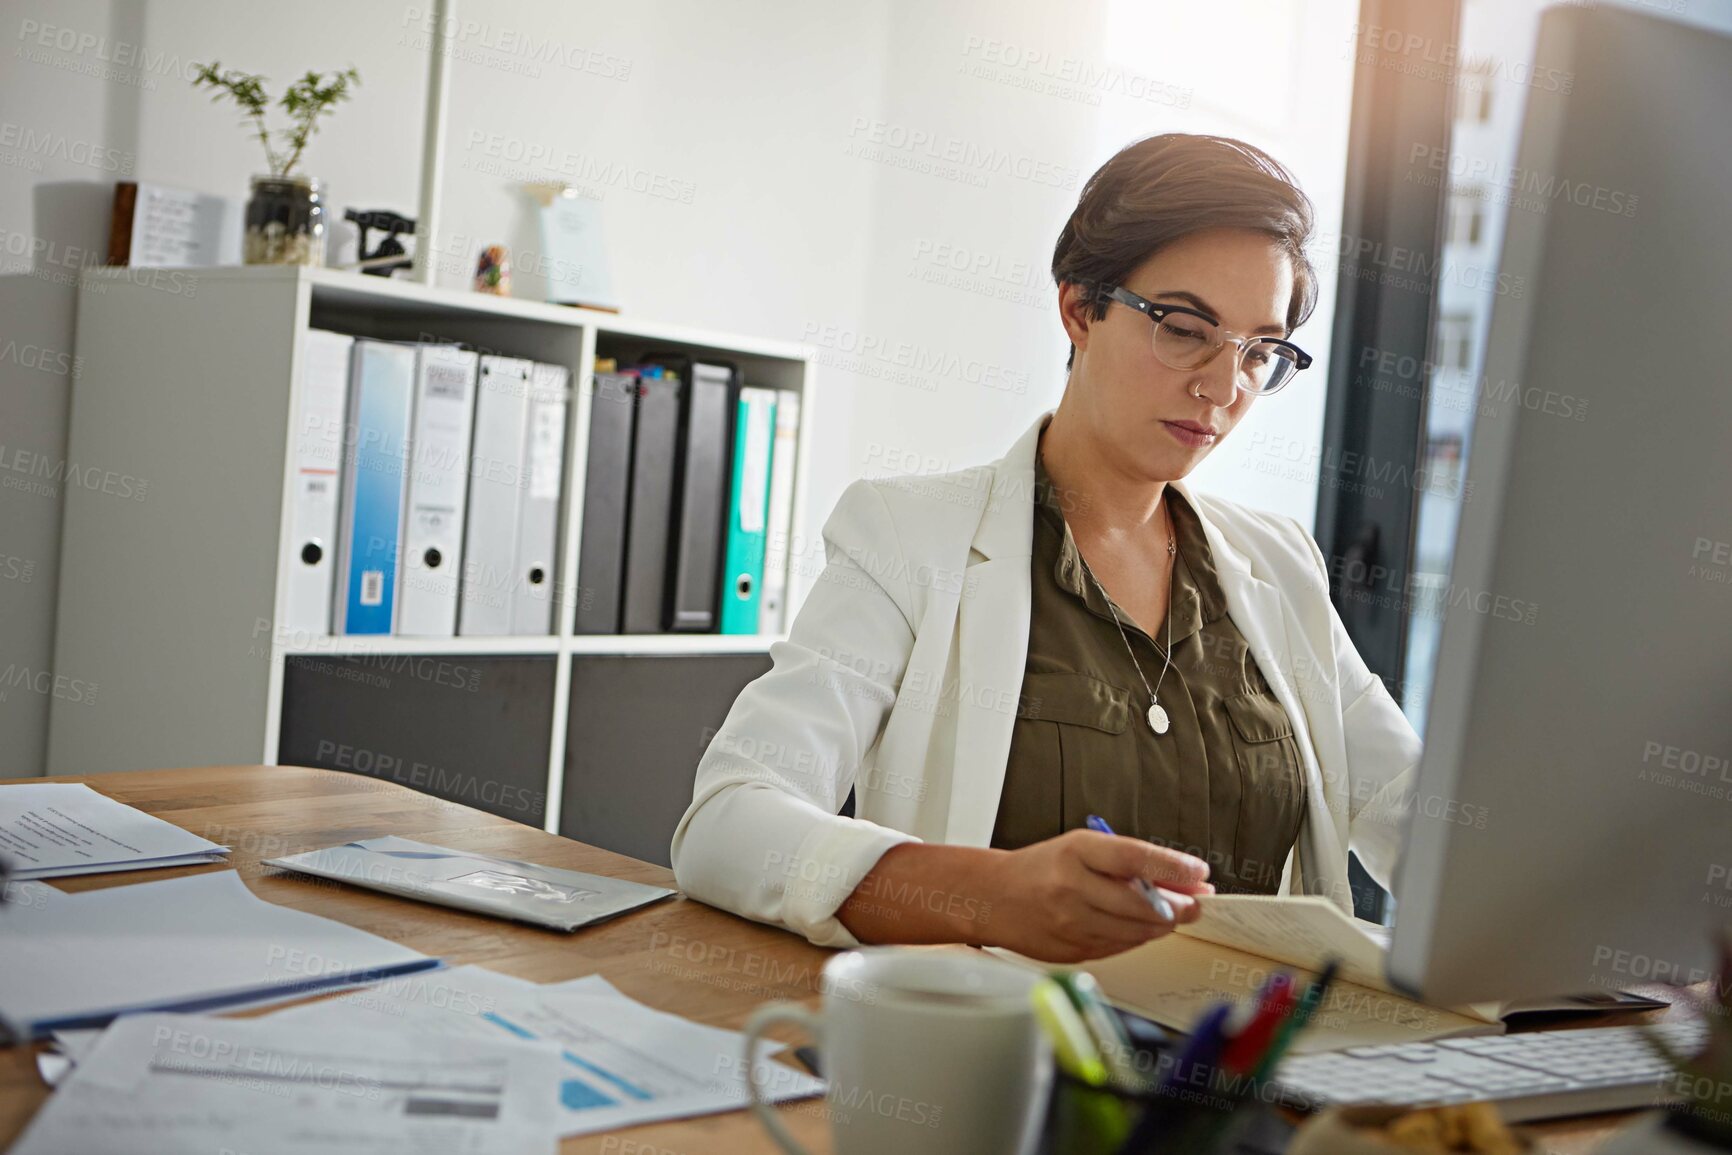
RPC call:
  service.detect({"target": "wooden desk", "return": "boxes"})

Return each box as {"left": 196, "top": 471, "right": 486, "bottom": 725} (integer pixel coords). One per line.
{"left": 0, "top": 767, "right": 1687, "bottom": 1153}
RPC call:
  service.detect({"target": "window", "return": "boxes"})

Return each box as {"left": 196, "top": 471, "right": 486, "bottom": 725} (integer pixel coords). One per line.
{"left": 1314, "top": 0, "right": 1461, "bottom": 923}
{"left": 1445, "top": 188, "right": 1486, "bottom": 247}
{"left": 1435, "top": 313, "right": 1475, "bottom": 372}
{"left": 1455, "top": 61, "right": 1495, "bottom": 123}
{"left": 1097, "top": 0, "right": 1358, "bottom": 531}
{"left": 1402, "top": 0, "right": 1573, "bottom": 735}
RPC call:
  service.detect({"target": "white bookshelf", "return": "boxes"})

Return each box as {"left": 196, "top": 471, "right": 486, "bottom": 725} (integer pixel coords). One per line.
{"left": 48, "top": 264, "right": 815, "bottom": 833}
{"left": 273, "top": 634, "right": 788, "bottom": 657}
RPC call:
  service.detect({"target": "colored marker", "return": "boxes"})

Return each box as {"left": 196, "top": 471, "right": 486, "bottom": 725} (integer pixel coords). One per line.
{"left": 1250, "top": 959, "right": 1341, "bottom": 1084}
{"left": 1030, "top": 977, "right": 1109, "bottom": 1087}
{"left": 1159, "top": 1002, "right": 1232, "bottom": 1093}
{"left": 1054, "top": 971, "right": 1148, "bottom": 1091}
{"left": 1222, "top": 972, "right": 1295, "bottom": 1074}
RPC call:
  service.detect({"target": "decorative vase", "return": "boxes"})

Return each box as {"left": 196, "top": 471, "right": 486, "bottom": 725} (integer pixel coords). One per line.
{"left": 245, "top": 174, "right": 325, "bottom": 266}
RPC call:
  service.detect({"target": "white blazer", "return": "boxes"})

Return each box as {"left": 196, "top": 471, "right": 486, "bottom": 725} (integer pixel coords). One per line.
{"left": 671, "top": 412, "right": 1422, "bottom": 948}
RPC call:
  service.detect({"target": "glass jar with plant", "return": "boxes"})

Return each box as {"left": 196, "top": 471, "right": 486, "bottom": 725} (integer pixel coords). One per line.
{"left": 191, "top": 62, "right": 360, "bottom": 267}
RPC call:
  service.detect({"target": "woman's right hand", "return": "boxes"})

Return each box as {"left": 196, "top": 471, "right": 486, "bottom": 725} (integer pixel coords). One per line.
{"left": 978, "top": 829, "right": 1214, "bottom": 964}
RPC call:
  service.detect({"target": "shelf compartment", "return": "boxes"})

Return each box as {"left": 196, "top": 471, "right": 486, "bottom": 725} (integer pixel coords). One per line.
{"left": 278, "top": 653, "right": 556, "bottom": 827}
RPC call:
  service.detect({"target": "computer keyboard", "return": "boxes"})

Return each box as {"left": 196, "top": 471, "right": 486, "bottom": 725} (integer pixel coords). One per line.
{"left": 1274, "top": 1019, "right": 1706, "bottom": 1123}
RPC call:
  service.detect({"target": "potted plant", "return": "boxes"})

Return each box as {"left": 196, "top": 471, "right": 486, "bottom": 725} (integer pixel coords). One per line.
{"left": 191, "top": 62, "right": 360, "bottom": 266}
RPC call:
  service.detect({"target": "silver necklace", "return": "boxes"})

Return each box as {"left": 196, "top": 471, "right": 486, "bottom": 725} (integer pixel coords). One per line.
{"left": 1072, "top": 504, "right": 1178, "bottom": 735}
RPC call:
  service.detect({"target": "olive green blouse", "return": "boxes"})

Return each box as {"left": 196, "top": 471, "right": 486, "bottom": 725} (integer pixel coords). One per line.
{"left": 989, "top": 450, "right": 1307, "bottom": 894}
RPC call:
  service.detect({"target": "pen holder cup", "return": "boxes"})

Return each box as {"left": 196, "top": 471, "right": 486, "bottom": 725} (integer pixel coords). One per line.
{"left": 1038, "top": 1042, "right": 1291, "bottom": 1155}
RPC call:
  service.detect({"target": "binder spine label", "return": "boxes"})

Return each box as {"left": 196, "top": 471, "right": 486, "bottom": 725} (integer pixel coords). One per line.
{"left": 338, "top": 343, "right": 413, "bottom": 635}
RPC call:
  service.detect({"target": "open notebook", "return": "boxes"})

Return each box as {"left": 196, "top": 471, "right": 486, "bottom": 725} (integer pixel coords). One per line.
{"left": 996, "top": 895, "right": 1664, "bottom": 1055}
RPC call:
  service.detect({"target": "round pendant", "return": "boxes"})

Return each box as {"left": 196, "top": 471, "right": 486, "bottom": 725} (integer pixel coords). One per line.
{"left": 1147, "top": 701, "right": 1170, "bottom": 735}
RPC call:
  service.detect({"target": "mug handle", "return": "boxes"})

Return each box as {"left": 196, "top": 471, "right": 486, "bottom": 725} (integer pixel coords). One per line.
{"left": 743, "top": 1000, "right": 823, "bottom": 1155}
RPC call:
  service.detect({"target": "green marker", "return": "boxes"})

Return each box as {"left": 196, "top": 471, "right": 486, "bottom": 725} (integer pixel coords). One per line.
{"left": 1032, "top": 977, "right": 1131, "bottom": 1151}
{"left": 1031, "top": 977, "right": 1109, "bottom": 1086}
{"left": 1054, "top": 971, "right": 1149, "bottom": 1092}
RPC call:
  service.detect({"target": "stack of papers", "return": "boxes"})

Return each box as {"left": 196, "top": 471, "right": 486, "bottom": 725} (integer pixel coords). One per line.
{"left": 264, "top": 836, "right": 676, "bottom": 931}
{"left": 29, "top": 964, "right": 825, "bottom": 1144}
{"left": 10, "top": 1012, "right": 561, "bottom": 1155}
{"left": 270, "top": 964, "right": 826, "bottom": 1136}
{"left": 0, "top": 871, "right": 440, "bottom": 1041}
{"left": 0, "top": 782, "right": 229, "bottom": 878}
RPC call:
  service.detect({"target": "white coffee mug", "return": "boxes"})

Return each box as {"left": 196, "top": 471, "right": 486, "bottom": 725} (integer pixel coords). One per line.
{"left": 743, "top": 948, "right": 1052, "bottom": 1155}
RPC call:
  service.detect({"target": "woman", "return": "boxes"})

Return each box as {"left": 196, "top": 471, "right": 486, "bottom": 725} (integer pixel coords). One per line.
{"left": 671, "top": 133, "right": 1421, "bottom": 964}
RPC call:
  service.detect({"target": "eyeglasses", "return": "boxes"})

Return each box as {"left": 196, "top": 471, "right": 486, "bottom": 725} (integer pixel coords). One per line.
{"left": 1103, "top": 285, "right": 1313, "bottom": 396}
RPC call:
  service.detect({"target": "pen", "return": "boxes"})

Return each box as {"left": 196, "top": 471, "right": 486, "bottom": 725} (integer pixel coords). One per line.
{"left": 1158, "top": 1001, "right": 1232, "bottom": 1093}
{"left": 1120, "top": 1001, "right": 1233, "bottom": 1154}
{"left": 1084, "top": 814, "right": 1177, "bottom": 922}
{"left": 1192, "top": 976, "right": 1296, "bottom": 1155}
{"left": 1249, "top": 958, "right": 1340, "bottom": 1085}
{"left": 1221, "top": 971, "right": 1294, "bottom": 1074}
{"left": 1030, "top": 977, "right": 1110, "bottom": 1087}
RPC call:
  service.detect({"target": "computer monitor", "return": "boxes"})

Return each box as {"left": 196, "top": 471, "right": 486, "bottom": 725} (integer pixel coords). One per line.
{"left": 1387, "top": 4, "right": 1732, "bottom": 1005}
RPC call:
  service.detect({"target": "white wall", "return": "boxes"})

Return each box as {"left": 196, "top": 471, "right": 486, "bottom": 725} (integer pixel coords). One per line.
{"left": 0, "top": 0, "right": 1358, "bottom": 774}
{"left": 839, "top": 0, "right": 1356, "bottom": 519}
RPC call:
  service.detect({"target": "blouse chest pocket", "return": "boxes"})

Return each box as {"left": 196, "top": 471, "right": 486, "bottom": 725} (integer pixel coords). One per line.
{"left": 1222, "top": 690, "right": 1307, "bottom": 885}
{"left": 994, "top": 672, "right": 1130, "bottom": 849}
{"left": 1018, "top": 671, "right": 1131, "bottom": 732}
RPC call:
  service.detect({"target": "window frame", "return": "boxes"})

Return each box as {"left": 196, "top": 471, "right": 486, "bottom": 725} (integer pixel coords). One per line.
{"left": 1315, "top": 0, "right": 1463, "bottom": 920}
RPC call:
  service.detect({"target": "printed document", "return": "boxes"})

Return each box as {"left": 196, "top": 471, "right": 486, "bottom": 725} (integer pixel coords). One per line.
{"left": 8, "top": 1012, "right": 560, "bottom": 1155}
{"left": 271, "top": 963, "right": 824, "bottom": 1136}
{"left": 0, "top": 782, "right": 227, "bottom": 879}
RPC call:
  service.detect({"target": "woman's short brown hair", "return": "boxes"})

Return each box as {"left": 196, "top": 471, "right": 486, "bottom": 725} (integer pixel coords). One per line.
{"left": 1052, "top": 133, "right": 1318, "bottom": 368}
